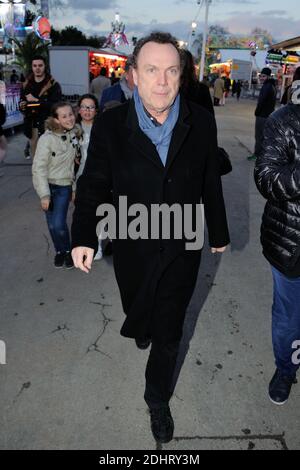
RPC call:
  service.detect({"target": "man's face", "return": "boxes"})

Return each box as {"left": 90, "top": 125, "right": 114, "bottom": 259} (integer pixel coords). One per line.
{"left": 32, "top": 60, "right": 46, "bottom": 79}
{"left": 260, "top": 73, "right": 268, "bottom": 84}
{"left": 133, "top": 42, "right": 181, "bottom": 114}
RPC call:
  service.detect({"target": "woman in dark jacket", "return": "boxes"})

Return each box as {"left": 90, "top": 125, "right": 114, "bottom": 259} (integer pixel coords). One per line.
{"left": 180, "top": 49, "right": 214, "bottom": 116}
{"left": 254, "top": 81, "right": 300, "bottom": 406}
{"left": 180, "top": 49, "right": 233, "bottom": 175}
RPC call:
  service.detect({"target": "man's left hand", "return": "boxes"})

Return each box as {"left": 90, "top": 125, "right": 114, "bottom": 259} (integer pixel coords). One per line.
{"left": 211, "top": 246, "right": 227, "bottom": 254}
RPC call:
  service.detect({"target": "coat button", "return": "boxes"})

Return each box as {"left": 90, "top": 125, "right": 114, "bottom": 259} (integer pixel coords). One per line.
{"left": 159, "top": 246, "right": 165, "bottom": 253}
{"left": 167, "top": 178, "right": 172, "bottom": 183}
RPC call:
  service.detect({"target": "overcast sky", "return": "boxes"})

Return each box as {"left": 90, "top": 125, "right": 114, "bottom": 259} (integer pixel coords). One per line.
{"left": 50, "top": 0, "right": 299, "bottom": 44}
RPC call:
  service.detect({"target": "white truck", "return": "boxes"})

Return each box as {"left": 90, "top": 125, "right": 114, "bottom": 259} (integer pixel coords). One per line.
{"left": 229, "top": 59, "right": 252, "bottom": 81}
{"left": 49, "top": 46, "right": 127, "bottom": 100}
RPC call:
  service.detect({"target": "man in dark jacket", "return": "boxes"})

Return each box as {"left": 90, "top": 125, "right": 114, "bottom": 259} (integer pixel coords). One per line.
{"left": 90, "top": 66, "right": 111, "bottom": 103}
{"left": 72, "top": 32, "right": 229, "bottom": 443}
{"left": 248, "top": 67, "right": 276, "bottom": 161}
{"left": 254, "top": 78, "right": 300, "bottom": 405}
{"left": 19, "top": 56, "right": 62, "bottom": 159}
{"left": 100, "top": 56, "right": 135, "bottom": 111}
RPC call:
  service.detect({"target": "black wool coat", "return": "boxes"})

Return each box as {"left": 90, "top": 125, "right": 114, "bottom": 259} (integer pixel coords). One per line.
{"left": 72, "top": 96, "right": 230, "bottom": 340}
{"left": 255, "top": 78, "right": 277, "bottom": 118}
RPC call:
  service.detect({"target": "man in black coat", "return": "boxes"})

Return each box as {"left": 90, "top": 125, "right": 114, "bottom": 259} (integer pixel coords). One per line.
{"left": 19, "top": 56, "right": 62, "bottom": 159}
{"left": 248, "top": 67, "right": 276, "bottom": 161}
{"left": 72, "top": 32, "right": 230, "bottom": 444}
{"left": 100, "top": 56, "right": 135, "bottom": 112}
{"left": 254, "top": 79, "right": 300, "bottom": 406}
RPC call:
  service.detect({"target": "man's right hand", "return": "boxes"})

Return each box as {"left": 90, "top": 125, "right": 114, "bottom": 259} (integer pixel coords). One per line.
{"left": 72, "top": 247, "right": 94, "bottom": 274}
{"left": 19, "top": 100, "right": 27, "bottom": 111}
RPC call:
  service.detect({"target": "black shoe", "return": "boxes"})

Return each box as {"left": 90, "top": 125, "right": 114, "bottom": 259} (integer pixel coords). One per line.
{"left": 54, "top": 252, "right": 65, "bottom": 268}
{"left": 149, "top": 406, "right": 174, "bottom": 444}
{"left": 64, "top": 252, "right": 74, "bottom": 270}
{"left": 135, "top": 337, "right": 151, "bottom": 350}
{"left": 269, "top": 369, "right": 297, "bottom": 405}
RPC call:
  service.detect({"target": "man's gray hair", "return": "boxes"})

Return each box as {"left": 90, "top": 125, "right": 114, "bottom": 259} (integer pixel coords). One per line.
{"left": 132, "top": 31, "right": 182, "bottom": 69}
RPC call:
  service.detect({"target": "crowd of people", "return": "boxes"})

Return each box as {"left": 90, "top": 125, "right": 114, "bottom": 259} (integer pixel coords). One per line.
{"left": 213, "top": 75, "right": 244, "bottom": 106}
{"left": 19, "top": 54, "right": 133, "bottom": 271}
{"left": 1, "top": 34, "right": 300, "bottom": 445}
{"left": 18, "top": 48, "right": 218, "bottom": 277}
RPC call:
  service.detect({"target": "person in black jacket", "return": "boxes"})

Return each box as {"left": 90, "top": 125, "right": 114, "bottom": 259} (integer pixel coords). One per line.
{"left": 248, "top": 67, "right": 276, "bottom": 161}
{"left": 254, "top": 79, "right": 300, "bottom": 405}
{"left": 180, "top": 50, "right": 232, "bottom": 176}
{"left": 72, "top": 32, "right": 229, "bottom": 444}
{"left": 236, "top": 80, "right": 242, "bottom": 101}
{"left": 19, "top": 56, "right": 62, "bottom": 159}
{"left": 180, "top": 49, "right": 214, "bottom": 116}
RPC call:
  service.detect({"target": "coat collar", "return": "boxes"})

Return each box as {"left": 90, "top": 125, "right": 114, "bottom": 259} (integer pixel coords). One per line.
{"left": 126, "top": 94, "right": 191, "bottom": 171}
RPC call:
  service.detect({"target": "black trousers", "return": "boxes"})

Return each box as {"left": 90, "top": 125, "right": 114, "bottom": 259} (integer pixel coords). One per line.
{"left": 144, "top": 252, "right": 201, "bottom": 408}
{"left": 144, "top": 339, "right": 180, "bottom": 408}
{"left": 254, "top": 116, "right": 267, "bottom": 157}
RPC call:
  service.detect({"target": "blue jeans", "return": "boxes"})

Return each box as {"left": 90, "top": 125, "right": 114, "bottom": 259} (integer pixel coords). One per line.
{"left": 45, "top": 184, "right": 72, "bottom": 253}
{"left": 271, "top": 266, "right": 300, "bottom": 377}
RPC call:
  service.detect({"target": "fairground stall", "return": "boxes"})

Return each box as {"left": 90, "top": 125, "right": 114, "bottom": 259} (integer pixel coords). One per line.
{"left": 49, "top": 46, "right": 128, "bottom": 100}
{"left": 267, "top": 36, "right": 300, "bottom": 99}
{"left": 209, "top": 58, "right": 252, "bottom": 82}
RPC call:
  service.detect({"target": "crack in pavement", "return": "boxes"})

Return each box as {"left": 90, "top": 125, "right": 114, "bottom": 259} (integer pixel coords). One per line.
{"left": 51, "top": 324, "right": 70, "bottom": 340}
{"left": 174, "top": 393, "right": 184, "bottom": 402}
{"left": 87, "top": 301, "right": 114, "bottom": 359}
{"left": 210, "top": 363, "right": 223, "bottom": 384}
{"left": 165, "top": 432, "right": 288, "bottom": 450}
{"left": 13, "top": 381, "right": 31, "bottom": 404}
{"left": 18, "top": 187, "right": 33, "bottom": 199}
{"left": 235, "top": 136, "right": 252, "bottom": 154}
